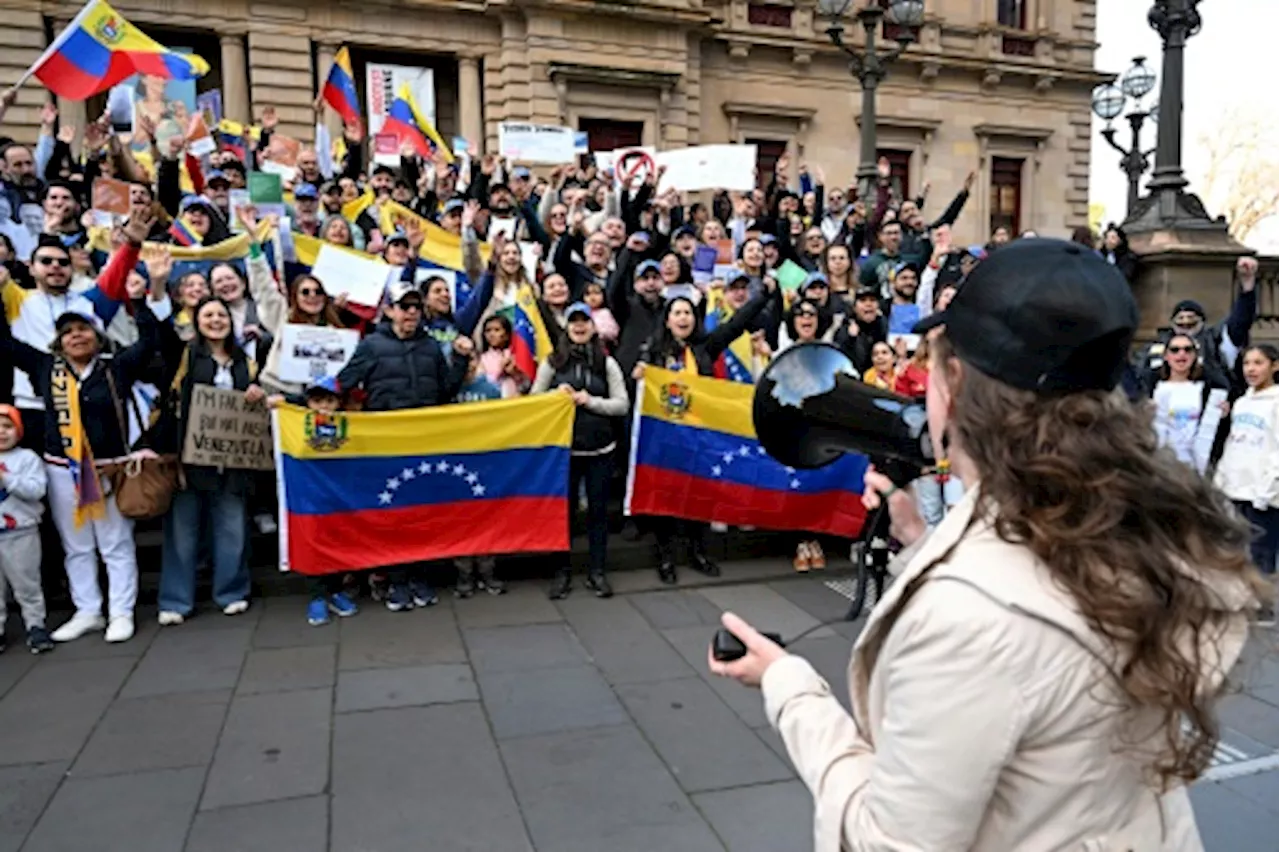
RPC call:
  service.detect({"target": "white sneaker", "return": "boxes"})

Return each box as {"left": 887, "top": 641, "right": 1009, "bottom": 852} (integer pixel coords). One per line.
{"left": 157, "top": 610, "right": 185, "bottom": 626}
{"left": 51, "top": 611, "right": 106, "bottom": 642}
{"left": 104, "top": 615, "right": 134, "bottom": 643}
{"left": 253, "top": 513, "right": 278, "bottom": 534}
{"left": 223, "top": 600, "right": 249, "bottom": 616}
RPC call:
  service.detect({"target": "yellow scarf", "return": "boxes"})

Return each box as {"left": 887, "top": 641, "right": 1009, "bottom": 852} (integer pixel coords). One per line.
{"left": 50, "top": 359, "right": 105, "bottom": 528}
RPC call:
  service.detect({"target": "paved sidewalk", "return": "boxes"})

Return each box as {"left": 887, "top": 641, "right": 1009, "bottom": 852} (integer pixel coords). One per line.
{"left": 0, "top": 564, "right": 1275, "bottom": 852}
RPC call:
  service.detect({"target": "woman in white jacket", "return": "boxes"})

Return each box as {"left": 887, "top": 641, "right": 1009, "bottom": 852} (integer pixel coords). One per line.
{"left": 1214, "top": 343, "right": 1279, "bottom": 584}
{"left": 709, "top": 240, "right": 1263, "bottom": 852}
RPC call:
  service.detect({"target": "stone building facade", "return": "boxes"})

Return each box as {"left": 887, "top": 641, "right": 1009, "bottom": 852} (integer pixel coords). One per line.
{"left": 0, "top": 0, "right": 1108, "bottom": 244}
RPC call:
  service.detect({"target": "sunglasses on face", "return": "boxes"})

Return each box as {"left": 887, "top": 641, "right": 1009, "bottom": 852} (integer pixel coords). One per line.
{"left": 1167, "top": 346, "right": 1195, "bottom": 355}
{"left": 35, "top": 255, "right": 70, "bottom": 267}
{"left": 297, "top": 288, "right": 324, "bottom": 298}
{"left": 797, "top": 308, "right": 819, "bottom": 318}
{"left": 397, "top": 301, "right": 423, "bottom": 312}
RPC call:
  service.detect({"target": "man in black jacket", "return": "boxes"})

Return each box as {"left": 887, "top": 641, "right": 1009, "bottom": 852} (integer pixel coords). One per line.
{"left": 337, "top": 283, "right": 468, "bottom": 413}
{"left": 832, "top": 286, "right": 889, "bottom": 375}
{"left": 336, "top": 282, "right": 469, "bottom": 611}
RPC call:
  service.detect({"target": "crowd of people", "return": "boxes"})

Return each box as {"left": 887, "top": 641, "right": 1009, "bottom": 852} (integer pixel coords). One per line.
{"left": 0, "top": 95, "right": 1274, "bottom": 655}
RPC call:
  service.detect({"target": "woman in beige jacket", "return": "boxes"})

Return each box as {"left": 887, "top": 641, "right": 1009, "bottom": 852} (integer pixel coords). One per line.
{"left": 712, "top": 239, "right": 1265, "bottom": 852}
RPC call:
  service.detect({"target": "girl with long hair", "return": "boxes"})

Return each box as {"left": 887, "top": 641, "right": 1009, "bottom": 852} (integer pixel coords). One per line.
{"left": 1215, "top": 344, "right": 1279, "bottom": 592}
{"left": 470, "top": 235, "right": 530, "bottom": 338}
{"left": 1151, "top": 332, "right": 1229, "bottom": 474}
{"left": 208, "top": 261, "right": 271, "bottom": 365}
{"left": 862, "top": 340, "right": 897, "bottom": 390}
{"left": 240, "top": 210, "right": 349, "bottom": 397}
{"left": 821, "top": 242, "right": 855, "bottom": 307}
{"left": 532, "top": 303, "right": 629, "bottom": 600}
{"left": 154, "top": 296, "right": 265, "bottom": 625}
{"left": 711, "top": 239, "right": 1264, "bottom": 851}
{"left": 478, "top": 315, "right": 531, "bottom": 399}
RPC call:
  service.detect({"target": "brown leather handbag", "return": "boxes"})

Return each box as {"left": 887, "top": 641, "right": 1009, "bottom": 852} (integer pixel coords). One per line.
{"left": 103, "top": 366, "right": 182, "bottom": 520}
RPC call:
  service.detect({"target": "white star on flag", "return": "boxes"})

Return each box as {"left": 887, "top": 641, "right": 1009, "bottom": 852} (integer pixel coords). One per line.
{"left": 738, "top": 446, "right": 751, "bottom": 457}
{"left": 790, "top": 479, "right": 801, "bottom": 489}
{"left": 756, "top": 446, "right": 767, "bottom": 455}
{"left": 402, "top": 467, "right": 415, "bottom": 480}
{"left": 419, "top": 461, "right": 431, "bottom": 474}
{"left": 465, "top": 473, "right": 479, "bottom": 484}
{"left": 722, "top": 452, "right": 734, "bottom": 463}
{"left": 378, "top": 491, "right": 393, "bottom": 504}
{"left": 437, "top": 461, "right": 449, "bottom": 472}
{"left": 711, "top": 465, "right": 722, "bottom": 477}
{"left": 453, "top": 464, "right": 466, "bottom": 476}
{"left": 386, "top": 476, "right": 400, "bottom": 490}
{"left": 472, "top": 484, "right": 486, "bottom": 496}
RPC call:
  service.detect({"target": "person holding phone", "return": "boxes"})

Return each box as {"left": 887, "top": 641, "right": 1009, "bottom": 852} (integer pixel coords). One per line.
{"left": 709, "top": 240, "right": 1262, "bottom": 852}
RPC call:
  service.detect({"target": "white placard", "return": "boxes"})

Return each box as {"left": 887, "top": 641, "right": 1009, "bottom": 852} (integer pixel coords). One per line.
{"left": 366, "top": 63, "right": 435, "bottom": 137}
{"left": 519, "top": 242, "right": 542, "bottom": 282}
{"left": 277, "top": 325, "right": 361, "bottom": 384}
{"left": 488, "top": 216, "right": 518, "bottom": 243}
{"left": 656, "top": 144, "right": 757, "bottom": 193}
{"left": 498, "top": 122, "right": 577, "bottom": 165}
{"left": 310, "top": 243, "right": 394, "bottom": 308}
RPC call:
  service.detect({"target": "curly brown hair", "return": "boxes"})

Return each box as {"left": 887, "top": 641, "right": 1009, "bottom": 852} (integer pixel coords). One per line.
{"left": 932, "top": 333, "right": 1266, "bottom": 787}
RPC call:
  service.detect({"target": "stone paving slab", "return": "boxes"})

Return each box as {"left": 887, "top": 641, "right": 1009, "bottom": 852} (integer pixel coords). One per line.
{"left": 1191, "top": 779, "right": 1280, "bottom": 852}
{"left": 0, "top": 657, "right": 135, "bottom": 766}
{"left": 236, "top": 644, "right": 337, "bottom": 696}
{"left": 0, "top": 761, "right": 67, "bottom": 852}
{"left": 200, "top": 687, "right": 332, "bottom": 811}
{"left": 693, "top": 780, "right": 814, "bottom": 852}
{"left": 500, "top": 724, "right": 724, "bottom": 852}
{"left": 186, "top": 795, "right": 330, "bottom": 852}
{"left": 250, "top": 597, "right": 342, "bottom": 650}
{"left": 452, "top": 583, "right": 565, "bottom": 629}
{"left": 477, "top": 664, "right": 630, "bottom": 740}
{"left": 463, "top": 622, "right": 591, "bottom": 673}
{"left": 627, "top": 589, "right": 727, "bottom": 631}
{"left": 615, "top": 676, "right": 794, "bottom": 793}
{"left": 72, "top": 688, "right": 231, "bottom": 778}
{"left": 119, "top": 625, "right": 252, "bottom": 699}
{"left": 335, "top": 663, "right": 478, "bottom": 713}
{"left": 697, "top": 584, "right": 836, "bottom": 641}
{"left": 24, "top": 766, "right": 205, "bottom": 852}
{"left": 337, "top": 605, "right": 466, "bottom": 670}
{"left": 661, "top": 624, "right": 769, "bottom": 729}
{"left": 555, "top": 596, "right": 696, "bottom": 685}
{"left": 331, "top": 703, "right": 532, "bottom": 852}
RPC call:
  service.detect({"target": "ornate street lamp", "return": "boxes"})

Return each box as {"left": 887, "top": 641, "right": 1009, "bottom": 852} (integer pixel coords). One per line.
{"left": 1125, "top": 0, "right": 1220, "bottom": 233}
{"left": 1091, "top": 56, "right": 1157, "bottom": 217}
{"left": 819, "top": 0, "right": 923, "bottom": 196}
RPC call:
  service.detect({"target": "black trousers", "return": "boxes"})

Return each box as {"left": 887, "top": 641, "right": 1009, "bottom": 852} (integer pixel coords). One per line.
{"left": 571, "top": 453, "right": 612, "bottom": 576}
{"left": 654, "top": 518, "right": 707, "bottom": 563}
{"left": 308, "top": 574, "right": 345, "bottom": 599}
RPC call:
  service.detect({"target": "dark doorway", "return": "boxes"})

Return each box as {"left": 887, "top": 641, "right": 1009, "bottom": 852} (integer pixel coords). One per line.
{"left": 579, "top": 119, "right": 643, "bottom": 152}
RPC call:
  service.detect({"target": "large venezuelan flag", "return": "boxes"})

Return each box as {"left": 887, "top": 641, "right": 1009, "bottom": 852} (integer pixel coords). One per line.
{"left": 321, "top": 46, "right": 360, "bottom": 126}
{"left": 27, "top": 0, "right": 209, "bottom": 100}
{"left": 383, "top": 84, "right": 454, "bottom": 163}
{"left": 704, "top": 290, "right": 763, "bottom": 384}
{"left": 274, "top": 394, "right": 575, "bottom": 574}
{"left": 626, "top": 366, "right": 868, "bottom": 536}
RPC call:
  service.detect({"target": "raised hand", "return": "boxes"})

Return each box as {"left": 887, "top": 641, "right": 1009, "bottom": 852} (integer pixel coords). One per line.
{"left": 57, "top": 123, "right": 76, "bottom": 145}
{"left": 877, "top": 156, "right": 891, "bottom": 180}
{"left": 122, "top": 212, "right": 158, "bottom": 245}
{"left": 462, "top": 199, "right": 480, "bottom": 231}
{"left": 261, "top": 106, "right": 278, "bottom": 131}
{"left": 144, "top": 246, "right": 174, "bottom": 285}
{"left": 236, "top": 204, "right": 259, "bottom": 233}
{"left": 40, "top": 102, "right": 57, "bottom": 130}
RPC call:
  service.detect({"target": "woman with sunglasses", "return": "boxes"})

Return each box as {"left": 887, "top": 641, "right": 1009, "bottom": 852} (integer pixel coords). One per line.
{"left": 235, "top": 208, "right": 352, "bottom": 397}
{"left": 1150, "top": 333, "right": 1230, "bottom": 474}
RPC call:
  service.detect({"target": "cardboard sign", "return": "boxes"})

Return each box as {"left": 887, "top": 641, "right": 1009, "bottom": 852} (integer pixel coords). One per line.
{"left": 90, "top": 177, "right": 131, "bottom": 226}
{"left": 714, "top": 239, "right": 735, "bottom": 265}
{"left": 277, "top": 325, "right": 361, "bottom": 384}
{"left": 265, "top": 133, "right": 301, "bottom": 167}
{"left": 373, "top": 133, "right": 400, "bottom": 166}
{"left": 310, "top": 243, "right": 397, "bottom": 308}
{"left": 182, "top": 386, "right": 274, "bottom": 471}
{"left": 186, "top": 114, "right": 216, "bottom": 157}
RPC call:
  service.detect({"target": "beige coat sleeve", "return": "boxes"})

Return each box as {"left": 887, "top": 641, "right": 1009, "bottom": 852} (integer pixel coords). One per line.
{"left": 761, "top": 582, "right": 1029, "bottom": 852}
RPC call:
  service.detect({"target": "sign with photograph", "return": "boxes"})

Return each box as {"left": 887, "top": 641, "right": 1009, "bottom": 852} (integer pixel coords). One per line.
{"left": 277, "top": 325, "right": 361, "bottom": 384}
{"left": 182, "top": 386, "right": 274, "bottom": 471}
{"left": 366, "top": 63, "right": 435, "bottom": 136}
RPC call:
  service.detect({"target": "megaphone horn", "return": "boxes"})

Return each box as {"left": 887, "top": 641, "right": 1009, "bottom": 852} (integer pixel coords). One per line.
{"left": 752, "top": 342, "right": 933, "bottom": 485}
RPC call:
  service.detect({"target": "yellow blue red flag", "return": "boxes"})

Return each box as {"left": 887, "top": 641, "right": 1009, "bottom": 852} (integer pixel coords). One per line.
{"left": 321, "top": 46, "right": 360, "bottom": 126}
{"left": 27, "top": 0, "right": 209, "bottom": 100}
{"left": 273, "top": 394, "right": 574, "bottom": 574}
{"left": 626, "top": 367, "right": 868, "bottom": 535}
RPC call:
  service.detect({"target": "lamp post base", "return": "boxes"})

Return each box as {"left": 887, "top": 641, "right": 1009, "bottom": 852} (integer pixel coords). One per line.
{"left": 1123, "top": 187, "right": 1226, "bottom": 235}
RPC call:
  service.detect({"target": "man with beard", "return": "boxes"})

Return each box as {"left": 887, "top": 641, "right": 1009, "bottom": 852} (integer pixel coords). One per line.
{"left": 885, "top": 262, "right": 922, "bottom": 338}
{"left": 203, "top": 170, "right": 232, "bottom": 222}
{"left": 318, "top": 180, "right": 343, "bottom": 217}
{"left": 1, "top": 144, "right": 42, "bottom": 220}
{"left": 2, "top": 216, "right": 152, "bottom": 448}
{"left": 40, "top": 181, "right": 83, "bottom": 240}
{"left": 832, "top": 286, "right": 889, "bottom": 375}
{"left": 859, "top": 219, "right": 904, "bottom": 300}
{"left": 292, "top": 183, "right": 322, "bottom": 237}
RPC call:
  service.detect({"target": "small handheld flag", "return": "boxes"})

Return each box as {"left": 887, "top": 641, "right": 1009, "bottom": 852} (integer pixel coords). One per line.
{"left": 382, "top": 84, "right": 454, "bottom": 164}
{"left": 24, "top": 0, "right": 209, "bottom": 100}
{"left": 321, "top": 47, "right": 360, "bottom": 126}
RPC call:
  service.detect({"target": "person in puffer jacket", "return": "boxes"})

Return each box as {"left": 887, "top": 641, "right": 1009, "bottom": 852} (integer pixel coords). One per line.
{"left": 1214, "top": 343, "right": 1279, "bottom": 585}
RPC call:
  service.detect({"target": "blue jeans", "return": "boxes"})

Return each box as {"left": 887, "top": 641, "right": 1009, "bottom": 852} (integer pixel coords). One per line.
{"left": 161, "top": 488, "right": 251, "bottom": 614}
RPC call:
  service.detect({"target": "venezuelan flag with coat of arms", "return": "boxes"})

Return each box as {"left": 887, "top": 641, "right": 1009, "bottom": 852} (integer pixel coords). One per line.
{"left": 26, "top": 0, "right": 209, "bottom": 100}
{"left": 626, "top": 366, "right": 868, "bottom": 536}
{"left": 273, "top": 394, "right": 574, "bottom": 574}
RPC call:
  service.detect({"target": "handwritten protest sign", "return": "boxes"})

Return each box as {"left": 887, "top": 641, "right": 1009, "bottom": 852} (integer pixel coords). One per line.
{"left": 311, "top": 243, "right": 397, "bottom": 308}
{"left": 182, "top": 387, "right": 274, "bottom": 471}
{"left": 278, "top": 325, "right": 360, "bottom": 384}
{"left": 498, "top": 122, "right": 577, "bottom": 164}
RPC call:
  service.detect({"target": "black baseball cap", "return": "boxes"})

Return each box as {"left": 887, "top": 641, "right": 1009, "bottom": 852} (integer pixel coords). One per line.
{"left": 911, "top": 237, "right": 1137, "bottom": 394}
